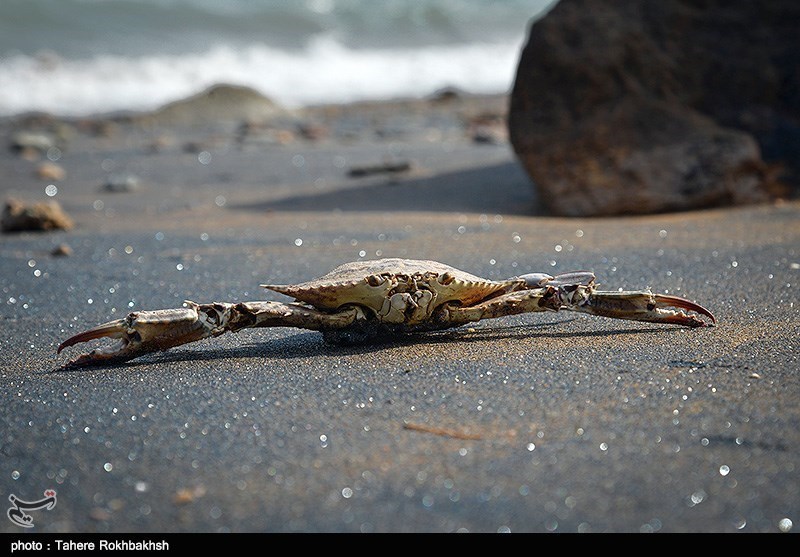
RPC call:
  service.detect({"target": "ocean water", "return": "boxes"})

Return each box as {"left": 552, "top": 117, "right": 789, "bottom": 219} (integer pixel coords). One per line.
{"left": 0, "top": 0, "right": 555, "bottom": 117}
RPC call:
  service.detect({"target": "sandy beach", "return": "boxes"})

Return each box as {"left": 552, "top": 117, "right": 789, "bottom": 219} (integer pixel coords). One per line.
{"left": 1, "top": 91, "right": 798, "bottom": 533}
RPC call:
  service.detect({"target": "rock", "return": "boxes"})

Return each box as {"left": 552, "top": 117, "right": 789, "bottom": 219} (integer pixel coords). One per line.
{"left": 51, "top": 243, "right": 73, "bottom": 257}
{"left": 509, "top": 0, "right": 797, "bottom": 216}
{"left": 182, "top": 141, "right": 207, "bottom": 154}
{"left": 297, "top": 122, "right": 328, "bottom": 141}
{"left": 10, "top": 131, "right": 56, "bottom": 154}
{"left": 428, "top": 87, "right": 465, "bottom": 103}
{"left": 173, "top": 486, "right": 206, "bottom": 505}
{"left": 36, "top": 161, "right": 66, "bottom": 181}
{"left": 145, "top": 84, "right": 286, "bottom": 128}
{"left": 103, "top": 173, "right": 141, "bottom": 193}
{"left": 147, "top": 134, "right": 174, "bottom": 153}
{"left": 84, "top": 120, "right": 118, "bottom": 138}
{"left": 347, "top": 161, "right": 413, "bottom": 178}
{"left": 236, "top": 121, "right": 295, "bottom": 147}
{"left": 1, "top": 198, "right": 74, "bottom": 232}
{"left": 468, "top": 114, "right": 508, "bottom": 145}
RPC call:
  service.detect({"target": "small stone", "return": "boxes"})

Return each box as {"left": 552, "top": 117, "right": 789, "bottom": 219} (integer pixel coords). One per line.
{"left": 182, "top": 141, "right": 205, "bottom": 153}
{"left": 147, "top": 135, "right": 173, "bottom": 153}
{"left": 469, "top": 118, "right": 508, "bottom": 144}
{"left": 76, "top": 119, "right": 116, "bottom": 137}
{"left": 51, "top": 243, "right": 73, "bottom": 257}
{"left": 429, "top": 87, "right": 464, "bottom": 103}
{"left": 173, "top": 486, "right": 206, "bottom": 505}
{"left": 10, "top": 131, "right": 56, "bottom": 154}
{"left": 297, "top": 122, "right": 328, "bottom": 141}
{"left": 103, "top": 173, "right": 141, "bottom": 193}
{"left": 348, "top": 161, "right": 413, "bottom": 178}
{"left": 275, "top": 129, "right": 296, "bottom": 145}
{"left": 20, "top": 147, "right": 41, "bottom": 161}
{"left": 36, "top": 161, "right": 66, "bottom": 181}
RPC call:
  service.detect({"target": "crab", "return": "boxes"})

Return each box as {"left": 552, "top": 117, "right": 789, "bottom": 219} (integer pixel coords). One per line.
{"left": 57, "top": 258, "right": 715, "bottom": 368}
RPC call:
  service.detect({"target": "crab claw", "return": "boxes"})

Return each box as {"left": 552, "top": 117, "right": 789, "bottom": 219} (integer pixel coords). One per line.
{"left": 57, "top": 304, "right": 217, "bottom": 368}
{"left": 652, "top": 294, "right": 716, "bottom": 327}
{"left": 582, "top": 291, "right": 716, "bottom": 328}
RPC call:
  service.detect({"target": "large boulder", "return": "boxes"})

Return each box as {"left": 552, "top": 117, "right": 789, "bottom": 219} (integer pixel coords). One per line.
{"left": 509, "top": 0, "right": 798, "bottom": 216}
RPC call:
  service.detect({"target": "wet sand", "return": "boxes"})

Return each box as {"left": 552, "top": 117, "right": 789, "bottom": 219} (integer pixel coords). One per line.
{"left": 1, "top": 92, "right": 798, "bottom": 532}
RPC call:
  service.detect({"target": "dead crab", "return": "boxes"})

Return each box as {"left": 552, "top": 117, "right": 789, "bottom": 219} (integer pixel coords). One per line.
{"left": 58, "top": 258, "right": 715, "bottom": 368}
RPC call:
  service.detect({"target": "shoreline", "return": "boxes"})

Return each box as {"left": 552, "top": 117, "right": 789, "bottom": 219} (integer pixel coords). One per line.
{"left": 0, "top": 84, "right": 511, "bottom": 127}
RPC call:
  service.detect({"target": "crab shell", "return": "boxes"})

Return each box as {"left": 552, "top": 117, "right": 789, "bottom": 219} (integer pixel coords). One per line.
{"left": 261, "top": 258, "right": 522, "bottom": 324}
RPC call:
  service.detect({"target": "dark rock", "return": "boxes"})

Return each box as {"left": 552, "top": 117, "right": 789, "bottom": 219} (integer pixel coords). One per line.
{"left": 509, "top": 0, "right": 798, "bottom": 216}
{"left": 347, "top": 161, "right": 413, "bottom": 178}
{"left": 428, "top": 87, "right": 465, "bottom": 103}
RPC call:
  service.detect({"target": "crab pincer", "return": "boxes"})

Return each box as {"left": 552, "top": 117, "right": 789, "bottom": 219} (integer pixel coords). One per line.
{"left": 58, "top": 305, "right": 217, "bottom": 368}
{"left": 581, "top": 291, "right": 716, "bottom": 327}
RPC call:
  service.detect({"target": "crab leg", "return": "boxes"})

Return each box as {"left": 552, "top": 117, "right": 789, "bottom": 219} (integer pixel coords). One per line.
{"left": 57, "top": 300, "right": 360, "bottom": 368}
{"left": 442, "top": 283, "right": 715, "bottom": 328}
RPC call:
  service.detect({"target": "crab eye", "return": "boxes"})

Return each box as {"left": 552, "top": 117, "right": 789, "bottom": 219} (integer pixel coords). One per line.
{"left": 438, "top": 272, "right": 455, "bottom": 286}
{"left": 367, "top": 275, "right": 385, "bottom": 287}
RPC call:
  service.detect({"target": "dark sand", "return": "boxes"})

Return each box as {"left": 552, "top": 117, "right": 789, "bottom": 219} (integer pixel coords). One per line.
{"left": 1, "top": 94, "right": 798, "bottom": 533}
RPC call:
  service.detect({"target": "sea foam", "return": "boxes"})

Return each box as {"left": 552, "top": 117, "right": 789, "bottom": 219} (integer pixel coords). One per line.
{"left": 0, "top": 35, "right": 525, "bottom": 117}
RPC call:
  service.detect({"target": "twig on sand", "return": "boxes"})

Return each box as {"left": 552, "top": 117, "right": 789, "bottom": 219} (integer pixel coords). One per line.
{"left": 403, "top": 421, "right": 483, "bottom": 440}
{"left": 348, "top": 161, "right": 413, "bottom": 178}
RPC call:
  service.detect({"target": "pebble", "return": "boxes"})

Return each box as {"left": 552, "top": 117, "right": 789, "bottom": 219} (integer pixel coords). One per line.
{"left": 103, "top": 173, "right": 141, "bottom": 193}
{"left": 36, "top": 161, "right": 66, "bottom": 181}
{"left": 51, "top": 243, "right": 73, "bottom": 257}
{"left": 173, "top": 486, "right": 206, "bottom": 505}
{"left": 10, "top": 131, "right": 57, "bottom": 153}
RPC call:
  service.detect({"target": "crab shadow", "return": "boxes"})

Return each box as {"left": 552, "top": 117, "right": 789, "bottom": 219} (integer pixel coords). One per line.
{"left": 52, "top": 319, "right": 689, "bottom": 372}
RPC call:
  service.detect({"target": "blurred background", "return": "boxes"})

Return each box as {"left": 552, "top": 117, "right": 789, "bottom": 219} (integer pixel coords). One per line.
{"left": 0, "top": 0, "right": 556, "bottom": 117}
